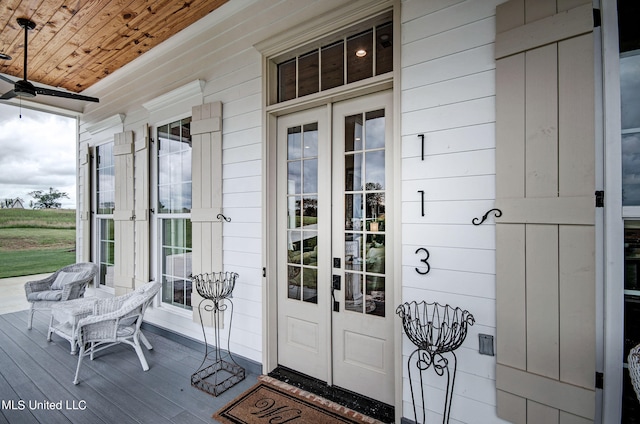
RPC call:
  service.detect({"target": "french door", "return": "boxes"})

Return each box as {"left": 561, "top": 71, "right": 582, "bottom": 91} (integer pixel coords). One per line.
{"left": 276, "top": 91, "right": 394, "bottom": 404}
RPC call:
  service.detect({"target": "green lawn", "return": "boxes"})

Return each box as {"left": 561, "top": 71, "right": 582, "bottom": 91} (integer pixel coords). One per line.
{"left": 0, "top": 209, "right": 76, "bottom": 278}
{"left": 0, "top": 248, "right": 76, "bottom": 278}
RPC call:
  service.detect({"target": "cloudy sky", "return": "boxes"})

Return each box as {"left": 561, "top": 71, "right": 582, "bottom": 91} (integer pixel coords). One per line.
{"left": 0, "top": 103, "right": 77, "bottom": 209}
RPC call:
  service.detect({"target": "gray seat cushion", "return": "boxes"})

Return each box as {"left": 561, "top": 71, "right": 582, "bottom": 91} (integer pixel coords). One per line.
{"left": 27, "top": 290, "right": 63, "bottom": 301}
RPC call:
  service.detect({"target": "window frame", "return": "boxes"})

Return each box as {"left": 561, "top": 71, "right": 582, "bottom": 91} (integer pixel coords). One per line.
{"left": 151, "top": 114, "right": 194, "bottom": 314}
{"left": 92, "top": 140, "right": 116, "bottom": 293}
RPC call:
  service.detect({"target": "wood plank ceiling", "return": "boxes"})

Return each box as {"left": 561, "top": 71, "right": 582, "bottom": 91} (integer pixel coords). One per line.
{"left": 0, "top": 0, "right": 228, "bottom": 95}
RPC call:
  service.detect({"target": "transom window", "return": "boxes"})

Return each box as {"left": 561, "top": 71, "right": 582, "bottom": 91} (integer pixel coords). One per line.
{"left": 275, "top": 17, "right": 393, "bottom": 104}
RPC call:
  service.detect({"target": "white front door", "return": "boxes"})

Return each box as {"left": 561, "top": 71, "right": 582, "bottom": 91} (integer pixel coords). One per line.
{"left": 276, "top": 91, "right": 394, "bottom": 404}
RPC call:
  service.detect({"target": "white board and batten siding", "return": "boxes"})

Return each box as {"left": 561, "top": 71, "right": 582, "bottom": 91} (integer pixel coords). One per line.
{"left": 401, "top": 0, "right": 510, "bottom": 423}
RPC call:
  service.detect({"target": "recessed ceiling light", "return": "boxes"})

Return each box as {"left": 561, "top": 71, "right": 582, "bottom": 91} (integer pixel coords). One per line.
{"left": 0, "top": 53, "right": 12, "bottom": 60}
{"left": 355, "top": 49, "right": 367, "bottom": 58}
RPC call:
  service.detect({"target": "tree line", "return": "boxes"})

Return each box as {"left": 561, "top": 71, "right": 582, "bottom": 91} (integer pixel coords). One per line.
{"left": 1, "top": 187, "right": 69, "bottom": 209}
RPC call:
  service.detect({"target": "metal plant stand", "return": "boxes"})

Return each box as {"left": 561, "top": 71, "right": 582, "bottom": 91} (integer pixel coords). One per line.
{"left": 396, "top": 301, "right": 475, "bottom": 424}
{"left": 191, "top": 272, "right": 245, "bottom": 396}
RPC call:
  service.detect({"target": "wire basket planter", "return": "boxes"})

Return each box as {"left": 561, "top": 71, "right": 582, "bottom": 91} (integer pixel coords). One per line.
{"left": 396, "top": 301, "right": 475, "bottom": 424}
{"left": 190, "top": 272, "right": 245, "bottom": 396}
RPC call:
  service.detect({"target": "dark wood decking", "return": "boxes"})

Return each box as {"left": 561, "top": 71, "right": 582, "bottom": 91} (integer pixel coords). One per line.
{"left": 0, "top": 310, "right": 258, "bottom": 424}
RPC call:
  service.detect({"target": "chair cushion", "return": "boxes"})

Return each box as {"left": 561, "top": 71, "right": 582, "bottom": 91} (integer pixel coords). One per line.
{"left": 51, "top": 271, "right": 82, "bottom": 290}
{"left": 27, "top": 290, "right": 63, "bottom": 301}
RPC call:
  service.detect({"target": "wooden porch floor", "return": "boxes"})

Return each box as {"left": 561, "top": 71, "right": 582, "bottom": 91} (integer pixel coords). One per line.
{"left": 0, "top": 310, "right": 258, "bottom": 424}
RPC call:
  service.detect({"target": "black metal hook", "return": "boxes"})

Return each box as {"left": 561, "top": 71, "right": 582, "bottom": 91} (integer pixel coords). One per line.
{"left": 216, "top": 213, "right": 231, "bottom": 222}
{"left": 418, "top": 134, "right": 424, "bottom": 161}
{"left": 472, "top": 208, "right": 502, "bottom": 226}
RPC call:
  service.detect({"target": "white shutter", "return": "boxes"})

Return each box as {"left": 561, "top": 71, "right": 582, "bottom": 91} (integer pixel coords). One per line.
{"left": 113, "top": 130, "right": 135, "bottom": 294}
{"left": 190, "top": 102, "right": 223, "bottom": 325}
{"left": 134, "top": 124, "right": 150, "bottom": 287}
{"left": 495, "top": 1, "right": 596, "bottom": 422}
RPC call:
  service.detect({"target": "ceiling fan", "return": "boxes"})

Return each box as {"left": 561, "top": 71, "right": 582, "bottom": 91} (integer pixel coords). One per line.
{"left": 0, "top": 18, "right": 99, "bottom": 103}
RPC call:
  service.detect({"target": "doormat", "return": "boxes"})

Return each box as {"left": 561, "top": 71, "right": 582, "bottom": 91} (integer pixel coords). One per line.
{"left": 213, "top": 376, "right": 384, "bottom": 424}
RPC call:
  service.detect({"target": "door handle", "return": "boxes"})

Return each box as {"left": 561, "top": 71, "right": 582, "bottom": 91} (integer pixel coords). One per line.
{"left": 332, "top": 275, "right": 341, "bottom": 312}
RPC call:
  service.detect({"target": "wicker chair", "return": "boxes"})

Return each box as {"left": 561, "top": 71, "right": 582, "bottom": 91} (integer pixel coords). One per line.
{"left": 73, "top": 282, "right": 161, "bottom": 385}
{"left": 24, "top": 262, "right": 98, "bottom": 330}
{"left": 629, "top": 343, "right": 640, "bottom": 403}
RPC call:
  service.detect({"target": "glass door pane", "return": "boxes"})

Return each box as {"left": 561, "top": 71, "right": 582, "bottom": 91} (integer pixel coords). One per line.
{"left": 286, "top": 123, "right": 319, "bottom": 303}
{"left": 343, "top": 109, "right": 386, "bottom": 316}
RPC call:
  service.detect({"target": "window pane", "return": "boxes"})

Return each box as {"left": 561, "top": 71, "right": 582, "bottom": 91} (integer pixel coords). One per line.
{"left": 366, "top": 193, "right": 385, "bottom": 231}
{"left": 288, "top": 161, "right": 301, "bottom": 194}
{"left": 298, "top": 50, "right": 319, "bottom": 97}
{"left": 366, "top": 275, "right": 385, "bottom": 317}
{"left": 157, "top": 118, "right": 191, "bottom": 213}
{"left": 96, "top": 143, "right": 115, "bottom": 214}
{"left": 302, "top": 196, "right": 317, "bottom": 227}
{"left": 161, "top": 218, "right": 192, "bottom": 309}
{"left": 288, "top": 126, "right": 302, "bottom": 160}
{"left": 621, "top": 53, "right": 640, "bottom": 130}
{"left": 345, "top": 233, "right": 363, "bottom": 271}
{"left": 321, "top": 41, "right": 344, "bottom": 91}
{"left": 303, "top": 159, "right": 318, "bottom": 193}
{"left": 365, "top": 109, "right": 385, "bottom": 149}
{"left": 366, "top": 234, "right": 385, "bottom": 275}
{"left": 345, "top": 272, "right": 363, "bottom": 313}
{"left": 288, "top": 196, "right": 301, "bottom": 229}
{"left": 623, "top": 132, "right": 640, "bottom": 205}
{"left": 279, "top": 59, "right": 296, "bottom": 102}
{"left": 98, "top": 218, "right": 114, "bottom": 287}
{"left": 345, "top": 193, "right": 363, "bottom": 230}
{"left": 302, "top": 268, "right": 318, "bottom": 304}
{"left": 288, "top": 231, "right": 302, "bottom": 263}
{"left": 345, "top": 153, "right": 363, "bottom": 191}
{"left": 302, "top": 233, "right": 318, "bottom": 266}
{"left": 365, "top": 150, "right": 385, "bottom": 189}
{"left": 347, "top": 30, "right": 373, "bottom": 84}
{"left": 303, "top": 123, "right": 318, "bottom": 158}
{"left": 345, "top": 114, "right": 363, "bottom": 152}
{"left": 288, "top": 265, "right": 301, "bottom": 300}
{"left": 375, "top": 22, "right": 393, "bottom": 75}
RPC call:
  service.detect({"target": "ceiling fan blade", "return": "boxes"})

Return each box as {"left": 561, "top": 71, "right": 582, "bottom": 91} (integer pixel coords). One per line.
{"left": 0, "top": 90, "right": 18, "bottom": 100}
{"left": 0, "top": 74, "right": 15, "bottom": 84}
{"left": 35, "top": 86, "right": 99, "bottom": 103}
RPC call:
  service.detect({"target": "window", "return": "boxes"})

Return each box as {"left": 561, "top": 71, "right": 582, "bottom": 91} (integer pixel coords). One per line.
{"left": 275, "top": 18, "right": 393, "bottom": 104}
{"left": 95, "top": 142, "right": 114, "bottom": 288}
{"left": 157, "top": 118, "right": 192, "bottom": 309}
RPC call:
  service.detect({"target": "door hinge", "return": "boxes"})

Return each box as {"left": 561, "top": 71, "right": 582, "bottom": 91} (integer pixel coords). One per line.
{"left": 595, "top": 190, "right": 604, "bottom": 208}
{"left": 595, "top": 371, "right": 604, "bottom": 389}
{"left": 593, "top": 9, "right": 601, "bottom": 28}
